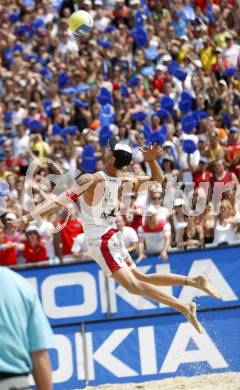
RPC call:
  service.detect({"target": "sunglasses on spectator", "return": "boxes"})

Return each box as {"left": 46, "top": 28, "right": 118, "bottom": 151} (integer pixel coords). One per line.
{"left": 153, "top": 196, "right": 161, "bottom": 200}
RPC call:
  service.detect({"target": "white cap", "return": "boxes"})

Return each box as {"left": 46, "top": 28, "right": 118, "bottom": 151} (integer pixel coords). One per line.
{"left": 5, "top": 213, "right": 17, "bottom": 220}
{"left": 161, "top": 54, "right": 172, "bottom": 62}
{"left": 89, "top": 39, "right": 97, "bottom": 46}
{"left": 26, "top": 225, "right": 39, "bottom": 234}
{"left": 52, "top": 101, "right": 61, "bottom": 109}
{"left": 109, "top": 136, "right": 132, "bottom": 168}
{"left": 130, "top": 0, "right": 140, "bottom": 4}
{"left": 146, "top": 205, "right": 157, "bottom": 215}
{"left": 163, "top": 141, "right": 174, "bottom": 148}
{"left": 149, "top": 37, "right": 159, "bottom": 47}
{"left": 174, "top": 198, "right": 184, "bottom": 207}
{"left": 29, "top": 101, "right": 37, "bottom": 108}
{"left": 219, "top": 79, "right": 227, "bottom": 87}
{"left": 95, "top": 0, "right": 103, "bottom": 5}
{"left": 225, "top": 31, "right": 233, "bottom": 39}
{"left": 156, "top": 64, "right": 167, "bottom": 72}
{"left": 194, "top": 59, "right": 202, "bottom": 68}
{"left": 180, "top": 35, "right": 189, "bottom": 41}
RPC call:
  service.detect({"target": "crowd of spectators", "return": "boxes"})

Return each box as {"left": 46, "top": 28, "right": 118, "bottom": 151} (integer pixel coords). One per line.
{"left": 1, "top": 0, "right": 240, "bottom": 266}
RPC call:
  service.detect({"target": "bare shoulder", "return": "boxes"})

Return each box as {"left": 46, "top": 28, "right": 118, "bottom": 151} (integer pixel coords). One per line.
{"left": 80, "top": 173, "right": 105, "bottom": 205}
{"left": 92, "top": 172, "right": 105, "bottom": 183}
{"left": 75, "top": 172, "right": 104, "bottom": 186}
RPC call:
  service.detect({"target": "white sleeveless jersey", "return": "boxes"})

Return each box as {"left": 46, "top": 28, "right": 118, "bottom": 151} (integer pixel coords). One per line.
{"left": 79, "top": 171, "right": 121, "bottom": 239}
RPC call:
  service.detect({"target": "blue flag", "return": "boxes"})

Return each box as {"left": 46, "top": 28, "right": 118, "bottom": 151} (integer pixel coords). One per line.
{"left": 97, "top": 88, "right": 112, "bottom": 106}
{"left": 182, "top": 139, "right": 197, "bottom": 154}
{"left": 100, "top": 104, "right": 115, "bottom": 126}
{"left": 99, "top": 126, "right": 112, "bottom": 147}
{"left": 181, "top": 114, "right": 197, "bottom": 133}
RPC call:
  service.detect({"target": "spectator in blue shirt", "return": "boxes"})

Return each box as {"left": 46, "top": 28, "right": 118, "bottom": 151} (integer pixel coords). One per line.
{"left": 172, "top": 10, "right": 187, "bottom": 38}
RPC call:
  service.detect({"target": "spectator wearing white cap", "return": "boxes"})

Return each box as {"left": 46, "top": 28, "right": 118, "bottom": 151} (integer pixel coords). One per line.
{"left": 12, "top": 97, "right": 27, "bottom": 125}
{"left": 13, "top": 121, "right": 30, "bottom": 158}
{"left": 94, "top": 0, "right": 111, "bottom": 31}
{"left": 4, "top": 213, "right": 25, "bottom": 262}
{"left": 170, "top": 199, "right": 187, "bottom": 247}
{"left": 38, "top": 218, "right": 55, "bottom": 260}
{"left": 0, "top": 226, "right": 17, "bottom": 266}
{"left": 223, "top": 31, "right": 240, "bottom": 67}
{"left": 23, "top": 225, "right": 48, "bottom": 263}
{"left": 152, "top": 64, "right": 168, "bottom": 92}
{"left": 138, "top": 205, "right": 171, "bottom": 261}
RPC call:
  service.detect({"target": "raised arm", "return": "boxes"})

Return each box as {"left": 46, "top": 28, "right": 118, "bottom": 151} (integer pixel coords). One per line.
{"left": 139, "top": 144, "right": 164, "bottom": 184}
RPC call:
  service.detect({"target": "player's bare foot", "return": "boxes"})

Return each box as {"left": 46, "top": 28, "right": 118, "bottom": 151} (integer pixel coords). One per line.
{"left": 195, "top": 275, "right": 221, "bottom": 299}
{"left": 185, "top": 302, "right": 204, "bottom": 334}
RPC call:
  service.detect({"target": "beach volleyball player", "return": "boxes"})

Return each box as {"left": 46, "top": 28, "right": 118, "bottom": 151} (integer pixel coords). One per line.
{"left": 11, "top": 138, "right": 220, "bottom": 333}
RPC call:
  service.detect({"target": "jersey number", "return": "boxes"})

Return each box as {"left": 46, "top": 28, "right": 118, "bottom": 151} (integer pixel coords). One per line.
{"left": 101, "top": 208, "right": 116, "bottom": 219}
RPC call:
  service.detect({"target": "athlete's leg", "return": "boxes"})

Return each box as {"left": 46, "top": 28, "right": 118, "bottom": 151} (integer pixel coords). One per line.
{"left": 131, "top": 269, "right": 220, "bottom": 299}
{"left": 132, "top": 268, "right": 194, "bottom": 286}
{"left": 112, "top": 267, "right": 203, "bottom": 333}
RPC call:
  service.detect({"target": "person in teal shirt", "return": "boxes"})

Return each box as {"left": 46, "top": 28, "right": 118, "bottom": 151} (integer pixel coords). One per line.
{"left": 0, "top": 266, "right": 53, "bottom": 390}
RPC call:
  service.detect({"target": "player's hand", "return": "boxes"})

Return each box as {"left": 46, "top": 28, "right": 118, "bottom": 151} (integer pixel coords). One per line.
{"left": 159, "top": 250, "right": 168, "bottom": 261}
{"left": 139, "top": 144, "right": 163, "bottom": 162}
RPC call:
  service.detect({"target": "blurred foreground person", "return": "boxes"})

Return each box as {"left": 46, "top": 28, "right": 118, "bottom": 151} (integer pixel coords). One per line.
{"left": 0, "top": 267, "right": 53, "bottom": 390}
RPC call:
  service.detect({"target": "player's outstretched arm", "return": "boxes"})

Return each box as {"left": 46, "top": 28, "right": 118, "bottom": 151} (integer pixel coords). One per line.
{"left": 9, "top": 173, "right": 102, "bottom": 229}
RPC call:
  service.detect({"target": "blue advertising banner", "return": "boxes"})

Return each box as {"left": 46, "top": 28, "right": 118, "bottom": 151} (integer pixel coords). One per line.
{"left": 19, "top": 261, "right": 109, "bottom": 325}
{"left": 18, "top": 245, "right": 240, "bottom": 325}
{"left": 49, "top": 308, "right": 240, "bottom": 389}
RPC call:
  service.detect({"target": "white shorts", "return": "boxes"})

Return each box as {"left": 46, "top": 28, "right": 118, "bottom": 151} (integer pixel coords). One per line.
{"left": 87, "top": 229, "right": 136, "bottom": 277}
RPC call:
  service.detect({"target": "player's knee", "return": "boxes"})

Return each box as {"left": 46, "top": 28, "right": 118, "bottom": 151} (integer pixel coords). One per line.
{"left": 125, "top": 279, "right": 142, "bottom": 295}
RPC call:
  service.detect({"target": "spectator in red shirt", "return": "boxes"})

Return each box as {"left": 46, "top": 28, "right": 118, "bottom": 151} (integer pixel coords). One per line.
{"left": 3, "top": 142, "right": 23, "bottom": 173}
{"left": 152, "top": 64, "right": 168, "bottom": 93}
{"left": 112, "top": 0, "right": 129, "bottom": 26}
{"left": 193, "top": 156, "right": 213, "bottom": 191}
{"left": 0, "top": 227, "right": 17, "bottom": 266}
{"left": 55, "top": 210, "right": 84, "bottom": 258}
{"left": 226, "top": 126, "right": 240, "bottom": 180}
{"left": 195, "top": 0, "right": 207, "bottom": 11}
{"left": 209, "top": 158, "right": 239, "bottom": 202}
{"left": 23, "top": 225, "right": 48, "bottom": 263}
{"left": 124, "top": 193, "right": 143, "bottom": 232}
